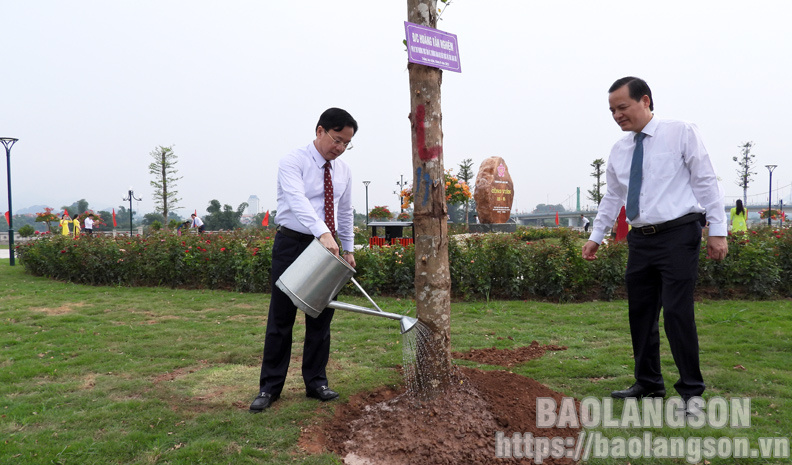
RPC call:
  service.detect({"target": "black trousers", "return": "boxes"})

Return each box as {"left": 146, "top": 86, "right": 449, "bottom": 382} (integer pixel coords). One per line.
{"left": 258, "top": 233, "right": 334, "bottom": 395}
{"left": 625, "top": 220, "right": 705, "bottom": 397}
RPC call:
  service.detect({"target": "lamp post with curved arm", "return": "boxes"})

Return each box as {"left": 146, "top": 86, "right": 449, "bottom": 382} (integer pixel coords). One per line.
{"left": 122, "top": 188, "right": 142, "bottom": 236}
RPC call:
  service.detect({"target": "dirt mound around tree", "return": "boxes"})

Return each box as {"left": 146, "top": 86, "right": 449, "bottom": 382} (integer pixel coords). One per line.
{"left": 451, "top": 340, "right": 568, "bottom": 367}
{"left": 300, "top": 344, "right": 578, "bottom": 464}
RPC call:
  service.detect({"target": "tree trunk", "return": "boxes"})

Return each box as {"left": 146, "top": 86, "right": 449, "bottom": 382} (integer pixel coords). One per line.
{"left": 407, "top": 0, "right": 454, "bottom": 391}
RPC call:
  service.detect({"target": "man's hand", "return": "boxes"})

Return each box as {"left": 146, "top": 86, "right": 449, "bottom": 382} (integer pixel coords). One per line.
{"left": 319, "top": 232, "right": 340, "bottom": 257}
{"left": 706, "top": 236, "right": 728, "bottom": 261}
{"left": 582, "top": 240, "right": 600, "bottom": 261}
{"left": 343, "top": 252, "right": 356, "bottom": 268}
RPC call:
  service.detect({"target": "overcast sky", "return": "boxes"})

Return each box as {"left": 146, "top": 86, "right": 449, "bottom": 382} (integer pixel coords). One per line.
{"left": 2, "top": 1, "right": 791, "bottom": 220}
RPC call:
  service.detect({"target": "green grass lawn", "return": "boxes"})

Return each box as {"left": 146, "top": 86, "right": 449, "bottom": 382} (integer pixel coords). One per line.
{"left": 1, "top": 261, "right": 790, "bottom": 464}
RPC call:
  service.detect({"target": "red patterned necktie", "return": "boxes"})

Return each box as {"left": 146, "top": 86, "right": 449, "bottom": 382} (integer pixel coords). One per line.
{"left": 323, "top": 161, "right": 335, "bottom": 237}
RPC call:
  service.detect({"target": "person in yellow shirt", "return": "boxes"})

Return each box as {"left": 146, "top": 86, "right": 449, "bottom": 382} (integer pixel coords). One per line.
{"left": 730, "top": 199, "right": 747, "bottom": 233}
{"left": 59, "top": 214, "right": 71, "bottom": 236}
{"left": 73, "top": 216, "right": 82, "bottom": 237}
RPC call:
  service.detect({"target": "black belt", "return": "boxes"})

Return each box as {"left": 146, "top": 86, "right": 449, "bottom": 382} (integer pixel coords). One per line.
{"left": 277, "top": 226, "right": 315, "bottom": 242}
{"left": 632, "top": 213, "right": 705, "bottom": 236}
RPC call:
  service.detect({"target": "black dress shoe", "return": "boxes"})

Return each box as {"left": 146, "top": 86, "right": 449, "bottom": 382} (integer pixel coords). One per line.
{"left": 249, "top": 392, "right": 279, "bottom": 413}
{"left": 306, "top": 385, "right": 339, "bottom": 401}
{"left": 611, "top": 384, "right": 666, "bottom": 399}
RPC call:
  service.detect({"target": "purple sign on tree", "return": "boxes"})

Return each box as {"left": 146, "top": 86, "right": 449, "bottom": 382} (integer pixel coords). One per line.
{"left": 404, "top": 21, "right": 461, "bottom": 73}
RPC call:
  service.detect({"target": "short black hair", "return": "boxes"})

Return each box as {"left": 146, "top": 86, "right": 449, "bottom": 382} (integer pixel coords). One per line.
{"left": 316, "top": 107, "right": 358, "bottom": 135}
{"left": 609, "top": 76, "right": 653, "bottom": 111}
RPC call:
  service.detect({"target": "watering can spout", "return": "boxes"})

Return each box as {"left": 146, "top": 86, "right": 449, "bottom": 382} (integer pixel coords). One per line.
{"left": 400, "top": 316, "right": 419, "bottom": 334}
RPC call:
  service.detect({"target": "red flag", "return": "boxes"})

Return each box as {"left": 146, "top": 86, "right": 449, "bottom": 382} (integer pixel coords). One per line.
{"left": 555, "top": 211, "right": 559, "bottom": 226}
{"left": 262, "top": 210, "right": 270, "bottom": 227}
{"left": 112, "top": 208, "right": 117, "bottom": 227}
{"left": 64, "top": 209, "right": 69, "bottom": 217}
{"left": 3, "top": 211, "right": 9, "bottom": 225}
{"left": 194, "top": 209, "right": 197, "bottom": 216}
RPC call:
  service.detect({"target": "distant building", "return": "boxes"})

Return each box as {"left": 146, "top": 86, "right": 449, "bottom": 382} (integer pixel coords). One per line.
{"left": 246, "top": 195, "right": 260, "bottom": 215}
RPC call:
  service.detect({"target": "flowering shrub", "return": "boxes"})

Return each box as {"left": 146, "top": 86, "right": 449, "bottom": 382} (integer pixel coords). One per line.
{"left": 15, "top": 225, "right": 791, "bottom": 301}
{"left": 401, "top": 170, "right": 472, "bottom": 210}
{"left": 368, "top": 205, "right": 393, "bottom": 220}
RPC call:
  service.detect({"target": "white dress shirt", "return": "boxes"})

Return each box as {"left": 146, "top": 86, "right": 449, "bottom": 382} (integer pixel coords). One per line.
{"left": 590, "top": 117, "right": 726, "bottom": 244}
{"left": 84, "top": 217, "right": 94, "bottom": 229}
{"left": 275, "top": 142, "right": 354, "bottom": 252}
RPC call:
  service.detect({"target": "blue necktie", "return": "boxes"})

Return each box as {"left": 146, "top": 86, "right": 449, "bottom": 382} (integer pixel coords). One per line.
{"left": 626, "top": 132, "right": 646, "bottom": 221}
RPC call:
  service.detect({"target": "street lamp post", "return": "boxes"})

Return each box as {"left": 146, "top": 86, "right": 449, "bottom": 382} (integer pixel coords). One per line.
{"left": 1, "top": 138, "right": 18, "bottom": 266}
{"left": 122, "top": 188, "right": 142, "bottom": 236}
{"left": 363, "top": 181, "right": 371, "bottom": 225}
{"left": 766, "top": 165, "right": 777, "bottom": 226}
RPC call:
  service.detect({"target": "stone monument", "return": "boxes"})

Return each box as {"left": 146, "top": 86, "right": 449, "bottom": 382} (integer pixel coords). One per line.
{"left": 471, "top": 156, "right": 516, "bottom": 233}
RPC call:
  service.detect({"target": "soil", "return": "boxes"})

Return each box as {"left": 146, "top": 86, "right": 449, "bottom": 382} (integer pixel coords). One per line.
{"left": 300, "top": 343, "right": 579, "bottom": 464}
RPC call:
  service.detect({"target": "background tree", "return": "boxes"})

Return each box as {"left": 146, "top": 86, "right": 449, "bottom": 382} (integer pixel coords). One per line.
{"left": 148, "top": 145, "right": 183, "bottom": 227}
{"left": 60, "top": 199, "right": 89, "bottom": 217}
{"left": 203, "top": 200, "right": 248, "bottom": 230}
{"left": 407, "top": 0, "right": 454, "bottom": 394}
{"left": 457, "top": 158, "right": 475, "bottom": 227}
{"left": 35, "top": 207, "right": 60, "bottom": 233}
{"left": 733, "top": 141, "right": 756, "bottom": 204}
{"left": 587, "top": 158, "right": 606, "bottom": 206}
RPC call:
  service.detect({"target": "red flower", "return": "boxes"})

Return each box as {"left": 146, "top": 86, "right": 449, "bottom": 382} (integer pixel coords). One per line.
{"left": 220, "top": 247, "right": 226, "bottom": 252}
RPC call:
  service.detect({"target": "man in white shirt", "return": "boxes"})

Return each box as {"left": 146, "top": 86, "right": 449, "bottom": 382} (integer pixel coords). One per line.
{"left": 190, "top": 214, "right": 205, "bottom": 233}
{"left": 84, "top": 214, "right": 94, "bottom": 235}
{"left": 251, "top": 108, "right": 357, "bottom": 412}
{"left": 582, "top": 77, "right": 728, "bottom": 405}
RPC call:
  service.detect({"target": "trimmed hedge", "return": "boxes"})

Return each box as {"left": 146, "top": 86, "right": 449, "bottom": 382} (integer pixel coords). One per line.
{"left": 14, "top": 226, "right": 792, "bottom": 301}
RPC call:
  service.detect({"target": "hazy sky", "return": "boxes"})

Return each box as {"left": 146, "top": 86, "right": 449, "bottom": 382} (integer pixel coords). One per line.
{"left": 2, "top": 1, "right": 791, "bottom": 220}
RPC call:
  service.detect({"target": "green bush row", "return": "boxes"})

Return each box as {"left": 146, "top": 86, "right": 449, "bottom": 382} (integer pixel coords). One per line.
{"left": 14, "top": 226, "right": 792, "bottom": 301}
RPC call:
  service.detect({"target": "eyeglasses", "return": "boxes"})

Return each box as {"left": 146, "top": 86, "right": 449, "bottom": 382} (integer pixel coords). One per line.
{"left": 324, "top": 130, "right": 353, "bottom": 150}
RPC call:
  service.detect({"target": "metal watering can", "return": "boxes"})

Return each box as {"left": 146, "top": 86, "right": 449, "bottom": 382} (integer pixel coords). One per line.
{"left": 275, "top": 239, "right": 418, "bottom": 334}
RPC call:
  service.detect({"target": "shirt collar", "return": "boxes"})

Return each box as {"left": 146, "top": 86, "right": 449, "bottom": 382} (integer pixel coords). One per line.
{"left": 309, "top": 142, "right": 331, "bottom": 169}
{"left": 638, "top": 115, "right": 658, "bottom": 138}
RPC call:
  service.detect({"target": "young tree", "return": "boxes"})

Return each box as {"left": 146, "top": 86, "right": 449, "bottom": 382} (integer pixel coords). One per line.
{"left": 457, "top": 158, "right": 475, "bottom": 227}
{"left": 733, "top": 141, "right": 756, "bottom": 204}
{"left": 407, "top": 0, "right": 454, "bottom": 394}
{"left": 35, "top": 207, "right": 60, "bottom": 233}
{"left": 587, "top": 158, "right": 606, "bottom": 206}
{"left": 148, "top": 145, "right": 183, "bottom": 227}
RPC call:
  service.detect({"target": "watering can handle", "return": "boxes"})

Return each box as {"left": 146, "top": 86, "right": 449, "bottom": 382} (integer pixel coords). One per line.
{"left": 350, "top": 277, "right": 384, "bottom": 313}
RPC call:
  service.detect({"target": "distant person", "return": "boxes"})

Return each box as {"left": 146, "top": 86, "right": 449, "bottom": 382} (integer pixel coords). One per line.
{"left": 190, "top": 214, "right": 205, "bottom": 233}
{"left": 176, "top": 220, "right": 191, "bottom": 236}
{"left": 250, "top": 107, "right": 358, "bottom": 413}
{"left": 72, "top": 216, "right": 81, "bottom": 237}
{"left": 730, "top": 199, "right": 748, "bottom": 233}
{"left": 84, "top": 214, "right": 94, "bottom": 235}
{"left": 582, "top": 77, "right": 728, "bottom": 407}
{"left": 580, "top": 214, "right": 590, "bottom": 232}
{"left": 59, "top": 214, "right": 71, "bottom": 236}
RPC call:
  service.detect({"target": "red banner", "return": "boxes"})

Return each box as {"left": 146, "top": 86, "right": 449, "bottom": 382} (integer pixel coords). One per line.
{"left": 555, "top": 211, "right": 559, "bottom": 226}
{"left": 262, "top": 210, "right": 270, "bottom": 227}
{"left": 3, "top": 211, "right": 9, "bottom": 225}
{"left": 112, "top": 208, "right": 117, "bottom": 227}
